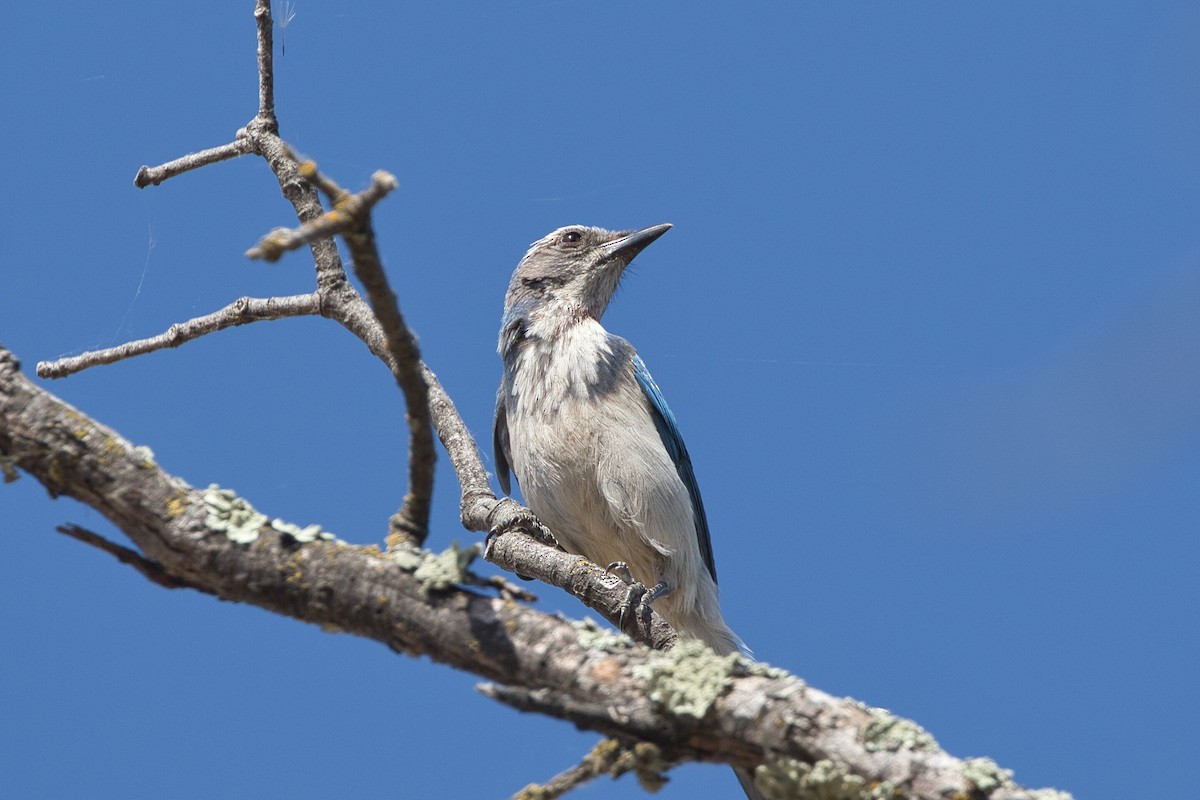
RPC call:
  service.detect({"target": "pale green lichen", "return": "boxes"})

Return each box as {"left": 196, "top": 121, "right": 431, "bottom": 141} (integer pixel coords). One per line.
{"left": 745, "top": 659, "right": 794, "bottom": 681}
{"left": 270, "top": 517, "right": 339, "bottom": 544}
{"left": 744, "top": 657, "right": 805, "bottom": 701}
{"left": 632, "top": 637, "right": 741, "bottom": 721}
{"left": 571, "top": 617, "right": 634, "bottom": 650}
{"left": 391, "top": 541, "right": 481, "bottom": 594}
{"left": 961, "top": 757, "right": 1013, "bottom": 793}
{"left": 203, "top": 484, "right": 267, "bottom": 544}
{"left": 415, "top": 541, "right": 480, "bottom": 591}
{"left": 862, "top": 708, "right": 937, "bottom": 752}
{"left": 389, "top": 544, "right": 427, "bottom": 571}
{"left": 754, "top": 756, "right": 897, "bottom": 800}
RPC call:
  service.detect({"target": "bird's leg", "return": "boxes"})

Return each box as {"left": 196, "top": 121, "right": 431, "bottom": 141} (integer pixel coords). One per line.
{"left": 605, "top": 561, "right": 646, "bottom": 630}
{"left": 605, "top": 563, "right": 673, "bottom": 633}
{"left": 485, "top": 498, "right": 559, "bottom": 581}
{"left": 643, "top": 581, "right": 672, "bottom": 605}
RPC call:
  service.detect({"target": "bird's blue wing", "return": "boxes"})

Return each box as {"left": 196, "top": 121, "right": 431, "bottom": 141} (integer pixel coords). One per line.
{"left": 493, "top": 388, "right": 513, "bottom": 495}
{"left": 633, "top": 354, "right": 717, "bottom": 584}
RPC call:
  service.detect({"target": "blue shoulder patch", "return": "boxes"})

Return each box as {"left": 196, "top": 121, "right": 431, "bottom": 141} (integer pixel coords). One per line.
{"left": 632, "top": 354, "right": 717, "bottom": 583}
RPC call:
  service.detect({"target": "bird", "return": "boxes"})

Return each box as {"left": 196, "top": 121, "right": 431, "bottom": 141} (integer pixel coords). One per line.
{"left": 492, "top": 222, "right": 746, "bottom": 657}
{"left": 493, "top": 224, "right": 765, "bottom": 800}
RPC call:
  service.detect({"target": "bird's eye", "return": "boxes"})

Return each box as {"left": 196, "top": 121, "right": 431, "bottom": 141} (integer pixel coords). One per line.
{"left": 562, "top": 230, "right": 582, "bottom": 244}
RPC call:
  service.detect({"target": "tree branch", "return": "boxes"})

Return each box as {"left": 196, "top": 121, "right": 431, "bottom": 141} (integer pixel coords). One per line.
{"left": 55, "top": 524, "right": 217, "bottom": 594}
{"left": 133, "top": 139, "right": 254, "bottom": 188}
{"left": 245, "top": 166, "right": 436, "bottom": 545}
{"left": 0, "top": 345, "right": 1065, "bottom": 800}
{"left": 253, "top": 0, "right": 277, "bottom": 127}
{"left": 36, "top": 294, "right": 321, "bottom": 379}
{"left": 512, "top": 738, "right": 670, "bottom": 800}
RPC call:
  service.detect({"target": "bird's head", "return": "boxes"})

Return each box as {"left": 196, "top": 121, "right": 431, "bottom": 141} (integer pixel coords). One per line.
{"left": 501, "top": 223, "right": 672, "bottom": 333}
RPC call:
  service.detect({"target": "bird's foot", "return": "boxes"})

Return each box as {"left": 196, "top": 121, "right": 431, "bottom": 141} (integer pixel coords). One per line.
{"left": 643, "top": 580, "right": 672, "bottom": 605}
{"left": 485, "top": 498, "right": 559, "bottom": 554}
{"left": 484, "top": 499, "right": 559, "bottom": 581}
{"left": 604, "top": 563, "right": 672, "bottom": 633}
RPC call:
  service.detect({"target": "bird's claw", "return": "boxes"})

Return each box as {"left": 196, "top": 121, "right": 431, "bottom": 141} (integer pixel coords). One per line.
{"left": 605, "top": 562, "right": 664, "bottom": 632}
{"left": 616, "top": 582, "right": 647, "bottom": 631}
{"left": 485, "top": 500, "right": 559, "bottom": 558}
{"left": 605, "top": 561, "right": 635, "bottom": 585}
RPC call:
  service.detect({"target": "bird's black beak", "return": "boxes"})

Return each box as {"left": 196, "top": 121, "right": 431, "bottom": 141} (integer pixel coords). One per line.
{"left": 601, "top": 223, "right": 672, "bottom": 262}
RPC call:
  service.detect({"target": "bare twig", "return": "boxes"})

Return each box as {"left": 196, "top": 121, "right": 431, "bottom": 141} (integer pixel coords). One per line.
{"left": 323, "top": 173, "right": 434, "bottom": 547}
{"left": 484, "top": 525, "right": 675, "bottom": 650}
{"left": 36, "top": 294, "right": 321, "bottom": 379}
{"left": 511, "top": 738, "right": 670, "bottom": 800}
{"left": 254, "top": 0, "right": 277, "bottom": 127}
{"left": 243, "top": 168, "right": 397, "bottom": 263}
{"left": 134, "top": 139, "right": 254, "bottom": 188}
{"left": 55, "top": 524, "right": 216, "bottom": 594}
{"left": 464, "top": 572, "right": 539, "bottom": 603}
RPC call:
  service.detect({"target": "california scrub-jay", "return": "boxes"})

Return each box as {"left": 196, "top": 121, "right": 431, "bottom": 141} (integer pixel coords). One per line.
{"left": 493, "top": 223, "right": 744, "bottom": 656}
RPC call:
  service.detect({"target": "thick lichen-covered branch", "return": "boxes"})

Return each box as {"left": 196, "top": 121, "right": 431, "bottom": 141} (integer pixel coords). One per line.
{"left": 0, "top": 346, "right": 1068, "bottom": 800}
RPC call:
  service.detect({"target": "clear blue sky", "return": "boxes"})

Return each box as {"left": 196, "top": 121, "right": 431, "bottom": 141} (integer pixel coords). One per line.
{"left": 3, "top": 2, "right": 1197, "bottom": 798}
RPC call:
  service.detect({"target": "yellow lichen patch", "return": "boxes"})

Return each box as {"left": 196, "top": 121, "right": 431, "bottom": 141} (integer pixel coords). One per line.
{"left": 165, "top": 492, "right": 190, "bottom": 518}
{"left": 281, "top": 551, "right": 306, "bottom": 585}
{"left": 98, "top": 436, "right": 125, "bottom": 465}
{"left": 64, "top": 409, "right": 91, "bottom": 440}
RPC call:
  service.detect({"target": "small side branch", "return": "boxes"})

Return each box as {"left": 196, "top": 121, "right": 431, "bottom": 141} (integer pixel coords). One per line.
{"left": 244, "top": 167, "right": 397, "bottom": 262}
{"left": 56, "top": 525, "right": 216, "bottom": 594}
{"left": 134, "top": 139, "right": 254, "bottom": 188}
{"left": 37, "top": 294, "right": 321, "bottom": 379}
{"left": 253, "top": 0, "right": 277, "bottom": 126}
{"left": 249, "top": 167, "right": 436, "bottom": 546}
{"left": 511, "top": 738, "right": 670, "bottom": 800}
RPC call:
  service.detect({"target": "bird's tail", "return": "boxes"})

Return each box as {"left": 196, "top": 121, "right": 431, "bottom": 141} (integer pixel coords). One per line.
{"left": 734, "top": 766, "right": 770, "bottom": 800}
{"left": 659, "top": 609, "right": 766, "bottom": 799}
{"left": 660, "top": 598, "right": 747, "bottom": 658}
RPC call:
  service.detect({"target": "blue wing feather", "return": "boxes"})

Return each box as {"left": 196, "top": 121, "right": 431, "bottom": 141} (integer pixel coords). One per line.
{"left": 632, "top": 354, "right": 717, "bottom": 584}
